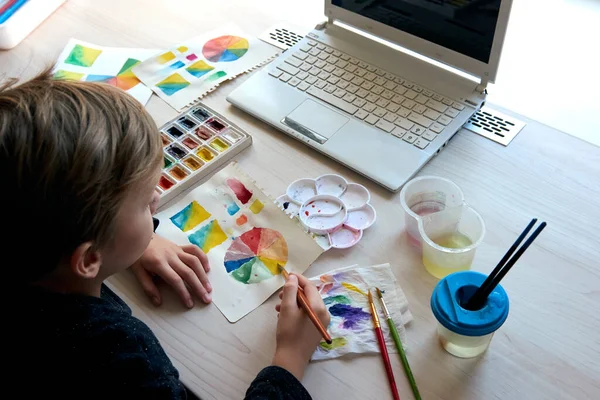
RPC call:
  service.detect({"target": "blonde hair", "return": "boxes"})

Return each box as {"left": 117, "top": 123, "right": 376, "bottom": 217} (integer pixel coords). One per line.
{"left": 0, "top": 69, "right": 162, "bottom": 282}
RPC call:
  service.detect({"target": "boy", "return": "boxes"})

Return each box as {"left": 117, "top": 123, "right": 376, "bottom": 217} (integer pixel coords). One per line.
{"left": 1, "top": 71, "right": 329, "bottom": 399}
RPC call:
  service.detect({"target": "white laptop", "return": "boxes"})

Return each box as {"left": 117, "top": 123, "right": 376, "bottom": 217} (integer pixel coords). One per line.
{"left": 227, "top": 0, "right": 513, "bottom": 192}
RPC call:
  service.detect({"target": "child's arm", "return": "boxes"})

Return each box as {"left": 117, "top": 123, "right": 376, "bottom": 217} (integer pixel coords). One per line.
{"left": 245, "top": 274, "right": 330, "bottom": 399}
{"left": 131, "top": 234, "right": 212, "bottom": 308}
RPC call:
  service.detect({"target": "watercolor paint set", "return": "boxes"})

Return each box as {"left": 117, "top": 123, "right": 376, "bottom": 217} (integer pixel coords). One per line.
{"left": 157, "top": 103, "right": 252, "bottom": 207}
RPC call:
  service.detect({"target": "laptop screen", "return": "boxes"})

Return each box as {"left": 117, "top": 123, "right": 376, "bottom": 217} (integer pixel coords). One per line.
{"left": 333, "top": 0, "right": 501, "bottom": 63}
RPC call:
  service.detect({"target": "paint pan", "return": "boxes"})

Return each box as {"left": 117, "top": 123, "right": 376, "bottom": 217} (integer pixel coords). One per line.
{"left": 161, "top": 133, "right": 173, "bottom": 147}
{"left": 177, "top": 115, "right": 199, "bottom": 130}
{"left": 221, "top": 128, "right": 245, "bottom": 143}
{"left": 166, "top": 125, "right": 185, "bottom": 139}
{"left": 205, "top": 117, "right": 228, "bottom": 133}
{"left": 158, "top": 173, "right": 176, "bottom": 191}
{"left": 182, "top": 155, "right": 204, "bottom": 171}
{"left": 196, "top": 146, "right": 218, "bottom": 162}
{"left": 163, "top": 154, "right": 176, "bottom": 169}
{"left": 181, "top": 134, "right": 201, "bottom": 150}
{"left": 194, "top": 125, "right": 215, "bottom": 141}
{"left": 209, "top": 137, "right": 231, "bottom": 153}
{"left": 169, "top": 165, "right": 190, "bottom": 181}
{"left": 191, "top": 107, "right": 211, "bottom": 122}
{"left": 166, "top": 143, "right": 188, "bottom": 160}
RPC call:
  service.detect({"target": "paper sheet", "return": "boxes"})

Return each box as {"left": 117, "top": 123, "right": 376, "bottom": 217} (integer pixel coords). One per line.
{"left": 133, "top": 24, "right": 279, "bottom": 111}
{"left": 53, "top": 38, "right": 156, "bottom": 105}
{"left": 310, "top": 263, "right": 413, "bottom": 361}
{"left": 155, "top": 163, "right": 324, "bottom": 322}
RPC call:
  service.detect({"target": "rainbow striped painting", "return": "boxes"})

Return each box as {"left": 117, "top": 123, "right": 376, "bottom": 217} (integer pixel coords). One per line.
{"left": 64, "top": 44, "right": 102, "bottom": 67}
{"left": 156, "top": 73, "right": 190, "bottom": 96}
{"left": 188, "top": 220, "right": 228, "bottom": 253}
{"left": 53, "top": 70, "right": 84, "bottom": 81}
{"left": 186, "top": 60, "right": 214, "bottom": 78}
{"left": 170, "top": 201, "right": 211, "bottom": 232}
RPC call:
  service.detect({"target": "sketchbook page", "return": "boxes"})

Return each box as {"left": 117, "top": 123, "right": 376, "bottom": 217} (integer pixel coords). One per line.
{"left": 53, "top": 38, "right": 156, "bottom": 105}
{"left": 155, "top": 162, "right": 324, "bottom": 322}
{"left": 133, "top": 24, "right": 279, "bottom": 111}
{"left": 309, "top": 263, "right": 411, "bottom": 361}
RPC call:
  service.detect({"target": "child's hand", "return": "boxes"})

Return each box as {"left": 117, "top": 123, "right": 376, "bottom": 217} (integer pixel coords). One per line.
{"left": 131, "top": 234, "right": 212, "bottom": 308}
{"left": 272, "top": 274, "right": 330, "bottom": 381}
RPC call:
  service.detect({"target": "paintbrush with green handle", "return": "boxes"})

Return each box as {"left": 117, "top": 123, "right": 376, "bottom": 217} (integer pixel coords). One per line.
{"left": 376, "top": 287, "right": 422, "bottom": 400}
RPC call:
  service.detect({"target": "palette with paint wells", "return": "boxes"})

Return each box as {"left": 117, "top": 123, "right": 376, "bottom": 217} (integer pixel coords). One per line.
{"left": 277, "top": 175, "right": 376, "bottom": 250}
{"left": 158, "top": 103, "right": 251, "bottom": 207}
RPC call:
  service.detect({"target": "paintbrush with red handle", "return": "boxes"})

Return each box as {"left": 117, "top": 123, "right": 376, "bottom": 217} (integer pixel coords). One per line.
{"left": 368, "top": 289, "right": 401, "bottom": 400}
{"left": 278, "top": 265, "right": 332, "bottom": 344}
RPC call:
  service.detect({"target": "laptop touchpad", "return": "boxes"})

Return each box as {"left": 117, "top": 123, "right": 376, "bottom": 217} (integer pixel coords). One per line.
{"left": 284, "top": 99, "right": 348, "bottom": 143}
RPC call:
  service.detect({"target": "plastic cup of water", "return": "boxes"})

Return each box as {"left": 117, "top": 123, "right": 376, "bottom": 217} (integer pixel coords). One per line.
{"left": 399, "top": 176, "right": 464, "bottom": 250}
{"left": 418, "top": 203, "right": 485, "bottom": 279}
{"left": 431, "top": 271, "right": 509, "bottom": 358}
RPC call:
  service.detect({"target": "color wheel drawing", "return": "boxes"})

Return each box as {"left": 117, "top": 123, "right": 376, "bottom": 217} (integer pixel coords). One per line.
{"left": 224, "top": 228, "right": 288, "bottom": 284}
{"left": 202, "top": 35, "right": 249, "bottom": 62}
{"left": 156, "top": 73, "right": 190, "bottom": 96}
{"left": 86, "top": 58, "right": 143, "bottom": 91}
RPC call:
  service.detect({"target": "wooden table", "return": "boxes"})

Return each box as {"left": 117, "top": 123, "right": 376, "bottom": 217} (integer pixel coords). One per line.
{"left": 2, "top": 1, "right": 599, "bottom": 399}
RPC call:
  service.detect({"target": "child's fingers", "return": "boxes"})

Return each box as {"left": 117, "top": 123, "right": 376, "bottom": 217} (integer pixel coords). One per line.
{"left": 292, "top": 273, "right": 321, "bottom": 304}
{"left": 182, "top": 244, "right": 210, "bottom": 272}
{"left": 179, "top": 251, "right": 212, "bottom": 293}
{"left": 158, "top": 263, "right": 195, "bottom": 308}
{"left": 173, "top": 255, "right": 212, "bottom": 304}
{"left": 131, "top": 264, "right": 162, "bottom": 307}
{"left": 281, "top": 274, "right": 299, "bottom": 312}
{"left": 275, "top": 303, "right": 281, "bottom": 312}
{"left": 279, "top": 290, "right": 284, "bottom": 300}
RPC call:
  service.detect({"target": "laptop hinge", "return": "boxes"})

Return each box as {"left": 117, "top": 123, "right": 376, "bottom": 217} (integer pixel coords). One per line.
{"left": 476, "top": 78, "right": 489, "bottom": 95}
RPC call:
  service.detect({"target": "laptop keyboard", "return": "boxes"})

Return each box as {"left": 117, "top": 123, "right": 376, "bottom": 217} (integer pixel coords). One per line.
{"left": 268, "top": 39, "right": 466, "bottom": 150}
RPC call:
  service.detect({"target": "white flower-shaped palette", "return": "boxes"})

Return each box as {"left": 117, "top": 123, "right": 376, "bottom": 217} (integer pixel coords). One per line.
{"left": 277, "top": 174, "right": 376, "bottom": 250}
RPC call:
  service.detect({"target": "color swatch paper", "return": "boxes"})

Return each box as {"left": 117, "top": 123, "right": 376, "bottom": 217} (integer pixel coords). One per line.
{"left": 53, "top": 38, "right": 158, "bottom": 105}
{"left": 133, "top": 24, "right": 279, "bottom": 111}
{"left": 155, "top": 163, "right": 323, "bottom": 322}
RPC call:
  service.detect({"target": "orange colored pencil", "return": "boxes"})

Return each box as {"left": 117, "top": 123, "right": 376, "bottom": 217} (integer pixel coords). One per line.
{"left": 279, "top": 265, "right": 332, "bottom": 344}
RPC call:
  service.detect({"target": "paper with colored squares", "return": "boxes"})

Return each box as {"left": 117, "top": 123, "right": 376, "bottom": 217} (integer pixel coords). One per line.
{"left": 132, "top": 24, "right": 279, "bottom": 111}
{"left": 53, "top": 39, "right": 158, "bottom": 105}
{"left": 155, "top": 163, "right": 323, "bottom": 322}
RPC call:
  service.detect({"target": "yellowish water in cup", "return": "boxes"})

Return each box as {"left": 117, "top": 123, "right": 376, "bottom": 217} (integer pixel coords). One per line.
{"left": 423, "top": 231, "right": 473, "bottom": 278}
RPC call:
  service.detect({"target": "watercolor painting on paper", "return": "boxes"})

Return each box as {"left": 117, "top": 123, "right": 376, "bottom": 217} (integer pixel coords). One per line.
{"left": 53, "top": 38, "right": 157, "bottom": 105}
{"left": 132, "top": 24, "right": 279, "bottom": 111}
{"left": 309, "top": 264, "right": 413, "bottom": 361}
{"left": 155, "top": 163, "right": 323, "bottom": 322}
